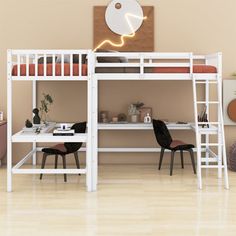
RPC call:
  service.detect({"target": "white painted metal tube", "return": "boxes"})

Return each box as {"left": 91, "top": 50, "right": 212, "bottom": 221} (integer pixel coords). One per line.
{"left": 12, "top": 150, "right": 35, "bottom": 170}
{"left": 12, "top": 169, "right": 86, "bottom": 174}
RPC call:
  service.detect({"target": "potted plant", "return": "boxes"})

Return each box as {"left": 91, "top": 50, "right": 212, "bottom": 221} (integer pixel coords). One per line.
{"left": 39, "top": 93, "right": 53, "bottom": 125}
{"left": 128, "top": 102, "right": 144, "bottom": 123}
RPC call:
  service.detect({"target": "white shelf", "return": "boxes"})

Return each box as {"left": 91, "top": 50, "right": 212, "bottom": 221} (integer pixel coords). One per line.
{"left": 98, "top": 122, "right": 192, "bottom": 130}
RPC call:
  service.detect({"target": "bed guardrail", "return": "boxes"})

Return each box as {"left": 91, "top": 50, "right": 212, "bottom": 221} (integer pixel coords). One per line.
{"left": 8, "top": 50, "right": 92, "bottom": 80}
{"left": 93, "top": 52, "right": 220, "bottom": 80}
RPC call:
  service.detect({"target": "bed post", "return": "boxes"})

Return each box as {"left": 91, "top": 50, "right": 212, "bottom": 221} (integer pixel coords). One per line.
{"left": 90, "top": 51, "right": 98, "bottom": 191}
{"left": 86, "top": 50, "right": 92, "bottom": 191}
{"left": 7, "top": 50, "right": 13, "bottom": 192}
{"left": 32, "top": 80, "right": 37, "bottom": 165}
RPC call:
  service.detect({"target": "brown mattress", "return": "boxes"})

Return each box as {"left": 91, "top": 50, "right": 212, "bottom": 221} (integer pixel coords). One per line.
{"left": 12, "top": 63, "right": 88, "bottom": 76}
{"left": 12, "top": 64, "right": 217, "bottom": 76}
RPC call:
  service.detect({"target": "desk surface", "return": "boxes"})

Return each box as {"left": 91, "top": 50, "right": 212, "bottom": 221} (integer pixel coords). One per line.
{"left": 98, "top": 122, "right": 192, "bottom": 130}
{"left": 98, "top": 122, "right": 218, "bottom": 134}
{"left": 12, "top": 131, "right": 87, "bottom": 143}
{"left": 12, "top": 122, "right": 87, "bottom": 143}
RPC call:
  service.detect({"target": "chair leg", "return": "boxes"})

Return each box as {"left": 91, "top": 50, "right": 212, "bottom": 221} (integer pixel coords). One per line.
{"left": 55, "top": 155, "right": 58, "bottom": 169}
{"left": 170, "top": 151, "right": 175, "bottom": 176}
{"left": 189, "top": 149, "right": 196, "bottom": 174}
{"left": 74, "top": 152, "right": 81, "bottom": 175}
{"left": 159, "top": 148, "right": 165, "bottom": 170}
{"left": 40, "top": 153, "right": 48, "bottom": 180}
{"left": 180, "top": 150, "right": 184, "bottom": 169}
{"left": 61, "top": 155, "right": 67, "bottom": 182}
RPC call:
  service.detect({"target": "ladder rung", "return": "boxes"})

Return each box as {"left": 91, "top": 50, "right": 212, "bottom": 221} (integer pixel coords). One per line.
{"left": 201, "top": 165, "right": 225, "bottom": 169}
{"left": 195, "top": 81, "right": 218, "bottom": 84}
{"left": 201, "top": 158, "right": 218, "bottom": 162}
{"left": 197, "top": 122, "right": 219, "bottom": 125}
{"left": 200, "top": 143, "right": 223, "bottom": 146}
{"left": 196, "top": 101, "right": 219, "bottom": 104}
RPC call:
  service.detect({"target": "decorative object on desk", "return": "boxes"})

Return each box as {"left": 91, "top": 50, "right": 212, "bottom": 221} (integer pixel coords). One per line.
{"left": 32, "top": 108, "right": 41, "bottom": 125}
{"left": 128, "top": 102, "right": 144, "bottom": 123}
{"left": 0, "top": 111, "right": 3, "bottom": 121}
{"left": 60, "top": 123, "right": 69, "bottom": 130}
{"left": 39, "top": 93, "right": 53, "bottom": 124}
{"left": 35, "top": 127, "right": 41, "bottom": 134}
{"left": 118, "top": 113, "right": 127, "bottom": 122}
{"left": 99, "top": 110, "right": 109, "bottom": 123}
{"left": 228, "top": 142, "right": 236, "bottom": 172}
{"left": 144, "top": 113, "right": 152, "bottom": 124}
{"left": 25, "top": 119, "right": 33, "bottom": 128}
{"left": 198, "top": 106, "right": 209, "bottom": 128}
{"left": 112, "top": 116, "right": 118, "bottom": 122}
{"left": 139, "top": 107, "right": 152, "bottom": 122}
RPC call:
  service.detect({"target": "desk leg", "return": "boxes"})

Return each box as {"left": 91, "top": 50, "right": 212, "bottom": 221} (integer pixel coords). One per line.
{"left": 7, "top": 70, "right": 13, "bottom": 192}
{"left": 32, "top": 142, "right": 37, "bottom": 166}
{"left": 7, "top": 141, "right": 12, "bottom": 192}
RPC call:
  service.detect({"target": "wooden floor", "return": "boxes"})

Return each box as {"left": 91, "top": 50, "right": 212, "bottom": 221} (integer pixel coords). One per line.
{"left": 0, "top": 164, "right": 236, "bottom": 236}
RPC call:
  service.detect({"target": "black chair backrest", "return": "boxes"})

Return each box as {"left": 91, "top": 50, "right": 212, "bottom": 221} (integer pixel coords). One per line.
{"left": 64, "top": 122, "right": 87, "bottom": 153}
{"left": 152, "top": 119, "right": 173, "bottom": 149}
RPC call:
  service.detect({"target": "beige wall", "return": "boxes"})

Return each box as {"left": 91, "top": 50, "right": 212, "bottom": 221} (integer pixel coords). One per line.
{"left": 1, "top": 0, "right": 236, "bottom": 164}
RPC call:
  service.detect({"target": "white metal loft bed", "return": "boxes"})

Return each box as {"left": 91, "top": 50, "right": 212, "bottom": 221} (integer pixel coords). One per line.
{"left": 7, "top": 49, "right": 93, "bottom": 192}
{"left": 91, "top": 52, "right": 229, "bottom": 191}
{"left": 7, "top": 50, "right": 229, "bottom": 192}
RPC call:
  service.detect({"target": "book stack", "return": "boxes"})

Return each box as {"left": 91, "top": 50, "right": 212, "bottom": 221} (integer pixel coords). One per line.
{"left": 53, "top": 129, "right": 75, "bottom": 136}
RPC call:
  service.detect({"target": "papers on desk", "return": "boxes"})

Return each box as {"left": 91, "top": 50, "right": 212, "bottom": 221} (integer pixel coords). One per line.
{"left": 22, "top": 122, "right": 56, "bottom": 133}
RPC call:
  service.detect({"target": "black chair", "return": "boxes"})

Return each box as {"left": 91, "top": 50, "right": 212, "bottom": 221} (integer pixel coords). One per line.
{"left": 152, "top": 119, "right": 196, "bottom": 176}
{"left": 40, "top": 122, "right": 87, "bottom": 182}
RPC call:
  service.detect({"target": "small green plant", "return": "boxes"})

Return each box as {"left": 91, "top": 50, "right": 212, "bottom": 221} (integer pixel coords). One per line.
{"left": 39, "top": 93, "right": 53, "bottom": 122}
{"left": 233, "top": 72, "right": 236, "bottom": 77}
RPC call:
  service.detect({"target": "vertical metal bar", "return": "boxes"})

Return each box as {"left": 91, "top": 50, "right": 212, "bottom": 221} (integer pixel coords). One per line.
{"left": 35, "top": 54, "right": 38, "bottom": 76}
{"left": 217, "top": 53, "right": 223, "bottom": 179}
{"left": 91, "top": 51, "right": 98, "bottom": 191}
{"left": 44, "top": 53, "right": 46, "bottom": 77}
{"left": 140, "top": 54, "right": 144, "bottom": 76}
{"left": 197, "top": 134, "right": 202, "bottom": 189}
{"left": 26, "top": 54, "right": 29, "bottom": 77}
{"left": 17, "top": 54, "right": 20, "bottom": 77}
{"left": 7, "top": 50, "right": 13, "bottom": 192}
{"left": 79, "top": 54, "right": 82, "bottom": 77}
{"left": 70, "top": 54, "right": 73, "bottom": 77}
{"left": 52, "top": 54, "right": 56, "bottom": 77}
{"left": 61, "top": 54, "right": 64, "bottom": 77}
{"left": 191, "top": 53, "right": 202, "bottom": 189}
{"left": 217, "top": 53, "right": 228, "bottom": 188}
{"left": 32, "top": 79, "right": 37, "bottom": 165}
{"left": 86, "top": 51, "right": 93, "bottom": 191}
{"left": 205, "top": 79, "right": 209, "bottom": 165}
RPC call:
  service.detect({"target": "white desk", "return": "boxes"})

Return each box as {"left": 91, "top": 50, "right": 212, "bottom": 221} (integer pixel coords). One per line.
{"left": 12, "top": 131, "right": 87, "bottom": 143}
{"left": 98, "top": 122, "right": 192, "bottom": 130}
{"left": 8, "top": 123, "right": 91, "bottom": 191}
{"left": 97, "top": 122, "right": 216, "bottom": 153}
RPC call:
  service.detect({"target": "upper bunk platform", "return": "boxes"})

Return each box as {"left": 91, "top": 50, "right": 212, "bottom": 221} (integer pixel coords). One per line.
{"left": 93, "top": 52, "right": 221, "bottom": 81}
{"left": 7, "top": 50, "right": 221, "bottom": 81}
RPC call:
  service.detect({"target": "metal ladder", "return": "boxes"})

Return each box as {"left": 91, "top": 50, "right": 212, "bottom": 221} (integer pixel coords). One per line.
{"left": 192, "top": 75, "right": 229, "bottom": 189}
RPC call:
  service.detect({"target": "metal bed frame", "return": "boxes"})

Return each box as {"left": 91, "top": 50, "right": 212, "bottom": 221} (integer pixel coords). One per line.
{"left": 7, "top": 50, "right": 229, "bottom": 192}
{"left": 7, "top": 50, "right": 93, "bottom": 192}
